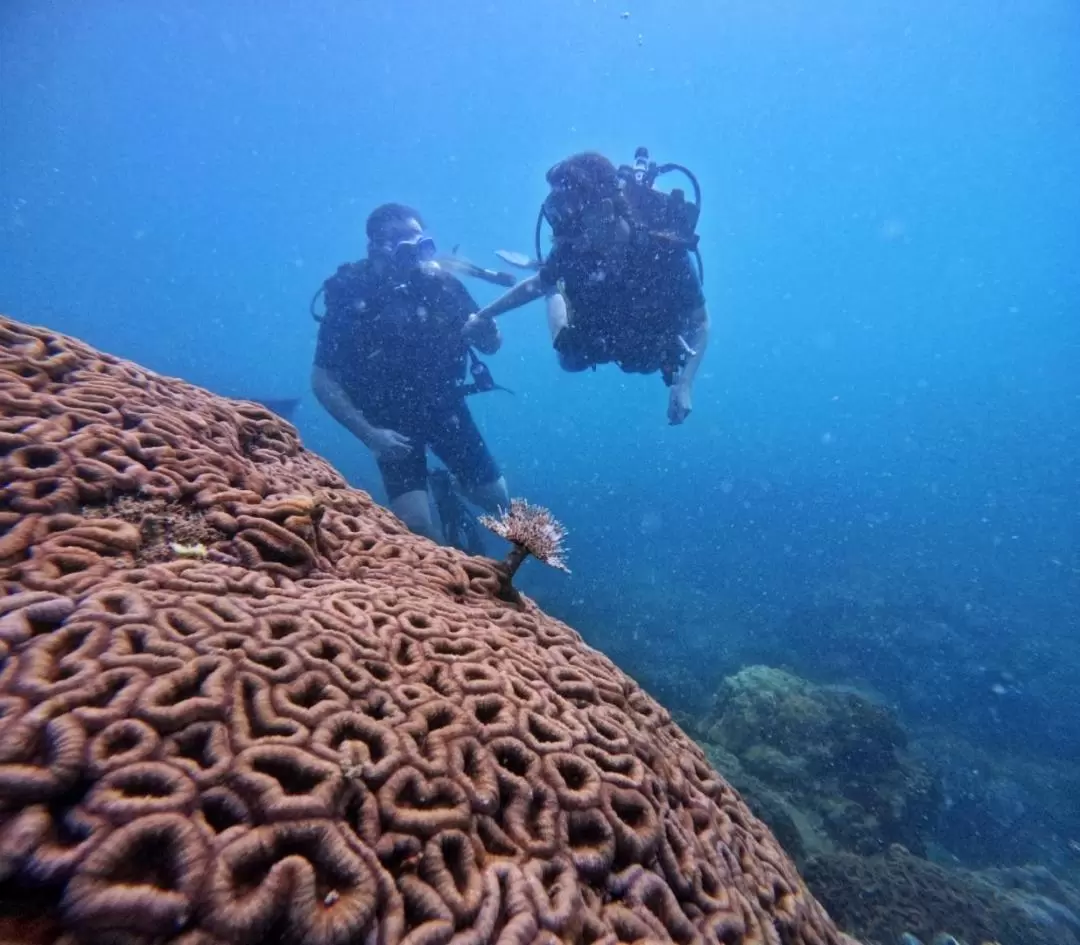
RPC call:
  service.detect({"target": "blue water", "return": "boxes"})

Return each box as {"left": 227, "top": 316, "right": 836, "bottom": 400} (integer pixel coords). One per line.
{"left": 4, "top": 0, "right": 1080, "bottom": 877}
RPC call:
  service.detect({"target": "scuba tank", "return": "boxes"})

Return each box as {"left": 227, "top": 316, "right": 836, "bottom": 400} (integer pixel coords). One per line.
{"left": 616, "top": 147, "right": 704, "bottom": 283}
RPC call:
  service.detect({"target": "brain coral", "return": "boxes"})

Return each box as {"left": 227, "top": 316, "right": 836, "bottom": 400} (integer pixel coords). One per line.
{"left": 0, "top": 314, "right": 858, "bottom": 945}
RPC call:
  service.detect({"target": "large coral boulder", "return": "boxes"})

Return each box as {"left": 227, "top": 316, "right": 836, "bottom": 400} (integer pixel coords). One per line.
{"left": 0, "top": 315, "right": 857, "bottom": 945}
{"left": 698, "top": 667, "right": 940, "bottom": 857}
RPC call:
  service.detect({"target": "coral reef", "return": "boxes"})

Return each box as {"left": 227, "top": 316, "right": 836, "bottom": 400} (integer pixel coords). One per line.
{"left": 694, "top": 667, "right": 940, "bottom": 857}
{"left": 912, "top": 729, "right": 1080, "bottom": 869}
{"left": 803, "top": 844, "right": 1080, "bottom": 945}
{"left": 0, "top": 314, "right": 857, "bottom": 944}
{"left": 752, "top": 589, "right": 1080, "bottom": 776}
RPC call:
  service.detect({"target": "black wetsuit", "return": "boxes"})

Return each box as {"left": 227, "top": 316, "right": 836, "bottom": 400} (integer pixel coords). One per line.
{"left": 538, "top": 228, "right": 705, "bottom": 381}
{"left": 313, "top": 261, "right": 500, "bottom": 500}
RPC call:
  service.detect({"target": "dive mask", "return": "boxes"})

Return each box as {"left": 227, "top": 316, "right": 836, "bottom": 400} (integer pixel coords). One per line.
{"left": 391, "top": 234, "right": 438, "bottom": 267}
{"left": 543, "top": 187, "right": 616, "bottom": 238}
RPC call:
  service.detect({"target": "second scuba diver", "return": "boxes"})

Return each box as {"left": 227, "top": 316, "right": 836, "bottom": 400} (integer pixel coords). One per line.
{"left": 466, "top": 150, "right": 710, "bottom": 426}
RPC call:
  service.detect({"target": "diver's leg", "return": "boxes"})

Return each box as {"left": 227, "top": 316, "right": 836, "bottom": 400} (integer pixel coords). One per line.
{"left": 430, "top": 400, "right": 507, "bottom": 515}
{"left": 377, "top": 443, "right": 438, "bottom": 540}
{"left": 547, "top": 292, "right": 570, "bottom": 343}
{"left": 552, "top": 327, "right": 592, "bottom": 374}
{"left": 466, "top": 476, "right": 509, "bottom": 514}
{"left": 548, "top": 291, "right": 596, "bottom": 372}
{"left": 389, "top": 490, "right": 438, "bottom": 540}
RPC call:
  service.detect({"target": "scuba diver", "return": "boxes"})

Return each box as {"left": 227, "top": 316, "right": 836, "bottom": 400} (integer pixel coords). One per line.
{"left": 465, "top": 149, "right": 710, "bottom": 425}
{"left": 311, "top": 202, "right": 514, "bottom": 543}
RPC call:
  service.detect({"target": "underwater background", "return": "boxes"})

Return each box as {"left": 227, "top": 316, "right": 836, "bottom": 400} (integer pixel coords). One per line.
{"left": 3, "top": 2, "right": 1079, "bottom": 942}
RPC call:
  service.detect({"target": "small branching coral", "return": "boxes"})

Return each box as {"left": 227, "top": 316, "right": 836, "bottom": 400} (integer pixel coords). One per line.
{"left": 480, "top": 498, "right": 570, "bottom": 581}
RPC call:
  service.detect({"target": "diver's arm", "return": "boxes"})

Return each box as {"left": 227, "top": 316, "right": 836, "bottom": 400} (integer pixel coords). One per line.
{"left": 472, "top": 274, "right": 546, "bottom": 320}
{"left": 676, "top": 304, "right": 710, "bottom": 389}
{"left": 310, "top": 365, "right": 380, "bottom": 447}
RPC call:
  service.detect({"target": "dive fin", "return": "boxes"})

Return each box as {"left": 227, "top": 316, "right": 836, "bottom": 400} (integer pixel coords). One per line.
{"left": 495, "top": 249, "right": 540, "bottom": 271}
{"left": 436, "top": 254, "right": 518, "bottom": 287}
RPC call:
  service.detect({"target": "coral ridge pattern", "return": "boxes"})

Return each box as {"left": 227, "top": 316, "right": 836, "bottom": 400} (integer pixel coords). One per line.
{"left": 0, "top": 314, "right": 857, "bottom": 945}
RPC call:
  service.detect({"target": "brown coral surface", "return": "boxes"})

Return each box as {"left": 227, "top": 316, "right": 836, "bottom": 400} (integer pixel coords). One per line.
{"left": 0, "top": 315, "right": 857, "bottom": 945}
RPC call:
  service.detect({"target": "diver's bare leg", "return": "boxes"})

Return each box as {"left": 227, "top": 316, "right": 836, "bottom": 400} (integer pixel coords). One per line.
{"left": 463, "top": 476, "right": 509, "bottom": 515}
{"left": 546, "top": 292, "right": 569, "bottom": 343}
{"left": 390, "top": 489, "right": 439, "bottom": 541}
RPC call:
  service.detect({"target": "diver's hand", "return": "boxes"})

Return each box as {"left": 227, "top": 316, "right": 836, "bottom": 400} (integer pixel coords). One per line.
{"left": 667, "top": 383, "right": 693, "bottom": 425}
{"left": 462, "top": 312, "right": 494, "bottom": 340}
{"left": 367, "top": 428, "right": 413, "bottom": 461}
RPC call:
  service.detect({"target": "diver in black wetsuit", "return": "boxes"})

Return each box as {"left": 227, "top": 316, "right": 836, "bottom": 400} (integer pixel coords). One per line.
{"left": 311, "top": 203, "right": 510, "bottom": 541}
